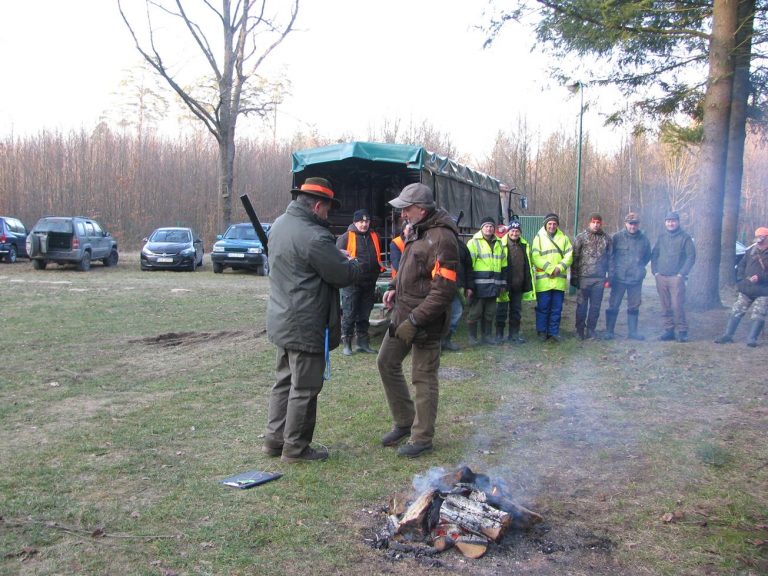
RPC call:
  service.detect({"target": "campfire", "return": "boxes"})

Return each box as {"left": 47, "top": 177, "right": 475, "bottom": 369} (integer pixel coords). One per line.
{"left": 375, "top": 466, "right": 543, "bottom": 560}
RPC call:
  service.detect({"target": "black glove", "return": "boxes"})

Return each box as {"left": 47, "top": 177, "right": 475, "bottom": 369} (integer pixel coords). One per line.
{"left": 394, "top": 318, "right": 418, "bottom": 345}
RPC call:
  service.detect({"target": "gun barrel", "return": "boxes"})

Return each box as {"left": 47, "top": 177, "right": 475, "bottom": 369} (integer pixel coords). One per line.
{"left": 239, "top": 194, "right": 269, "bottom": 257}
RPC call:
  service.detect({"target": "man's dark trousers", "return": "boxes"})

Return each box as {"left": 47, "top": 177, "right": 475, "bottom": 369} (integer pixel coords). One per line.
{"left": 575, "top": 277, "right": 606, "bottom": 333}
{"left": 341, "top": 282, "right": 377, "bottom": 338}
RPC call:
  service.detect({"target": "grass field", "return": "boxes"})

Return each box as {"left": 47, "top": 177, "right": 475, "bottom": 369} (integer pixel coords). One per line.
{"left": 1, "top": 256, "right": 766, "bottom": 575}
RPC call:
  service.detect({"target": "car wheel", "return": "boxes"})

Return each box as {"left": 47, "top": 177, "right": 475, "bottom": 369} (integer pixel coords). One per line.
{"left": 78, "top": 252, "right": 92, "bottom": 272}
{"left": 189, "top": 258, "right": 197, "bottom": 272}
{"left": 258, "top": 259, "right": 270, "bottom": 276}
{"left": 6, "top": 245, "right": 17, "bottom": 263}
{"left": 213, "top": 261, "right": 223, "bottom": 274}
{"left": 32, "top": 259, "right": 47, "bottom": 270}
{"left": 103, "top": 249, "right": 119, "bottom": 267}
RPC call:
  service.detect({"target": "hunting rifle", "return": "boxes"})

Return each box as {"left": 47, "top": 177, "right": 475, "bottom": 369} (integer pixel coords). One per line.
{"left": 239, "top": 194, "right": 269, "bottom": 258}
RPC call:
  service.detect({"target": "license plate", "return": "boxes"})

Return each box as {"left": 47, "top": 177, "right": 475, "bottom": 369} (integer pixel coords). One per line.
{"left": 228, "top": 253, "right": 245, "bottom": 258}
{"left": 157, "top": 257, "right": 174, "bottom": 263}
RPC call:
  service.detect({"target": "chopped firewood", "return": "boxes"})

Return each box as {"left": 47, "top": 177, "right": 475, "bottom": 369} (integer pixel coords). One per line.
{"left": 397, "top": 489, "right": 437, "bottom": 537}
{"left": 385, "top": 514, "right": 400, "bottom": 537}
{"left": 454, "top": 533, "right": 489, "bottom": 559}
{"left": 486, "top": 494, "right": 544, "bottom": 530}
{"left": 389, "top": 493, "right": 409, "bottom": 516}
{"left": 430, "top": 522, "right": 463, "bottom": 552}
{"left": 441, "top": 493, "right": 511, "bottom": 542}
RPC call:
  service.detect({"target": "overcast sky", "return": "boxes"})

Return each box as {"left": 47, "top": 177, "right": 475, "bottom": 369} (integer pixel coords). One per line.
{"left": 0, "top": 0, "right": 625, "bottom": 160}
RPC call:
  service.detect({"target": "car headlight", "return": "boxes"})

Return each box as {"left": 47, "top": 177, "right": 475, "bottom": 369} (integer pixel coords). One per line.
{"left": 181, "top": 248, "right": 195, "bottom": 256}
{"left": 212, "top": 245, "right": 225, "bottom": 252}
{"left": 247, "top": 247, "right": 263, "bottom": 254}
{"left": 142, "top": 247, "right": 155, "bottom": 256}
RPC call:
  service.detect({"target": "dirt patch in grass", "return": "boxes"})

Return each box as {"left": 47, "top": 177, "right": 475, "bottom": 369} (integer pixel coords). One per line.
{"left": 131, "top": 329, "right": 265, "bottom": 347}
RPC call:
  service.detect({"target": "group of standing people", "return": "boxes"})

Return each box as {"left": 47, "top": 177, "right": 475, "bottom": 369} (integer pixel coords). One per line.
{"left": 261, "top": 176, "right": 762, "bottom": 463}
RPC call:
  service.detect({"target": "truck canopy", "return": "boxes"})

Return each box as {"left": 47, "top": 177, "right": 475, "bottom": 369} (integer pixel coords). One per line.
{"left": 291, "top": 141, "right": 504, "bottom": 239}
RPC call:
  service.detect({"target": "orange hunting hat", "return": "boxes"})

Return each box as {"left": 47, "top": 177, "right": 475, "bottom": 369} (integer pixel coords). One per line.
{"left": 756, "top": 227, "right": 768, "bottom": 239}
{"left": 291, "top": 177, "right": 341, "bottom": 208}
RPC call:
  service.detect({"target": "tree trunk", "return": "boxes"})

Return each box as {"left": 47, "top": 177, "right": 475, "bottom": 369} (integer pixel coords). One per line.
{"left": 719, "top": 0, "right": 755, "bottom": 287}
{"left": 688, "top": 0, "right": 738, "bottom": 310}
{"left": 218, "top": 132, "right": 235, "bottom": 230}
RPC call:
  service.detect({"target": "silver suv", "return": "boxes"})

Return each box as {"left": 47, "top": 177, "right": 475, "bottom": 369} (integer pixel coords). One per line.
{"left": 27, "top": 216, "right": 119, "bottom": 271}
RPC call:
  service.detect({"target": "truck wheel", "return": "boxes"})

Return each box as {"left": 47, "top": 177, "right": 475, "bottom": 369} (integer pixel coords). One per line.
{"left": 103, "top": 250, "right": 119, "bottom": 267}
{"left": 213, "top": 262, "right": 224, "bottom": 274}
{"left": 32, "top": 259, "right": 47, "bottom": 270}
{"left": 78, "top": 251, "right": 92, "bottom": 272}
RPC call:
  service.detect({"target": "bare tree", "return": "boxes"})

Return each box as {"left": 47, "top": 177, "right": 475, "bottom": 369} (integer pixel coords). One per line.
{"left": 117, "top": 0, "right": 299, "bottom": 228}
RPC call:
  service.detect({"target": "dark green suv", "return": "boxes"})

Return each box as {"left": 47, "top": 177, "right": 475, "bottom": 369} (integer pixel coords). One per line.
{"left": 26, "top": 216, "right": 119, "bottom": 271}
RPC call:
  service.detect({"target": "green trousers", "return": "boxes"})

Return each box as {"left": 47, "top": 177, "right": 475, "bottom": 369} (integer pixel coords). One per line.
{"left": 376, "top": 331, "right": 441, "bottom": 445}
{"left": 265, "top": 346, "right": 325, "bottom": 458}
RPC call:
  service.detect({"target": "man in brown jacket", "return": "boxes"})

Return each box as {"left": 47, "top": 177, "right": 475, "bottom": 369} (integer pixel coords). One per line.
{"left": 376, "top": 183, "right": 459, "bottom": 458}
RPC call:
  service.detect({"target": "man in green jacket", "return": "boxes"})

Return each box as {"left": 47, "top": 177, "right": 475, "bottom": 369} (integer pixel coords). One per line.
{"left": 651, "top": 211, "right": 696, "bottom": 342}
{"left": 264, "top": 177, "right": 362, "bottom": 463}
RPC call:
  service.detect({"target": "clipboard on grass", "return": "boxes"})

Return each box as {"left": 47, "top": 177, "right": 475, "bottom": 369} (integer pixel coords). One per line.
{"left": 219, "top": 470, "right": 282, "bottom": 489}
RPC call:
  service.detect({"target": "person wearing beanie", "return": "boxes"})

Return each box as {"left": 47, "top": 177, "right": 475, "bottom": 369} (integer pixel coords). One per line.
{"left": 467, "top": 216, "right": 507, "bottom": 345}
{"left": 336, "top": 209, "right": 385, "bottom": 355}
{"left": 571, "top": 213, "right": 612, "bottom": 340}
{"left": 531, "top": 213, "right": 573, "bottom": 342}
{"left": 651, "top": 211, "right": 696, "bottom": 342}
{"left": 496, "top": 220, "right": 535, "bottom": 343}
{"left": 604, "top": 212, "right": 652, "bottom": 340}
{"left": 715, "top": 227, "right": 768, "bottom": 347}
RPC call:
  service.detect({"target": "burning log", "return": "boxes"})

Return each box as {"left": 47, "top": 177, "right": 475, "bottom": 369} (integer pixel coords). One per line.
{"left": 397, "top": 489, "right": 437, "bottom": 538}
{"left": 454, "top": 533, "right": 489, "bottom": 559}
{"left": 440, "top": 493, "right": 511, "bottom": 542}
{"left": 378, "top": 466, "right": 543, "bottom": 561}
{"left": 430, "top": 522, "right": 462, "bottom": 552}
{"left": 487, "top": 494, "right": 544, "bottom": 530}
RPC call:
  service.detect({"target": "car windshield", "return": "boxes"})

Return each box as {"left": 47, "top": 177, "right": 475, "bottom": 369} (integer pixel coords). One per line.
{"left": 224, "top": 226, "right": 258, "bottom": 241}
{"left": 35, "top": 219, "right": 73, "bottom": 233}
{"left": 151, "top": 229, "right": 190, "bottom": 243}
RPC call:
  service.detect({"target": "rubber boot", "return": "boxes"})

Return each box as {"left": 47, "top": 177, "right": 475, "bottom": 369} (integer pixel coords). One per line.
{"left": 603, "top": 310, "right": 618, "bottom": 340}
{"left": 676, "top": 331, "right": 689, "bottom": 343}
{"left": 496, "top": 325, "right": 505, "bottom": 343}
{"left": 441, "top": 332, "right": 461, "bottom": 352}
{"left": 627, "top": 311, "right": 644, "bottom": 340}
{"left": 467, "top": 323, "right": 479, "bottom": 346}
{"left": 576, "top": 325, "right": 585, "bottom": 340}
{"left": 481, "top": 320, "right": 498, "bottom": 345}
{"left": 355, "top": 334, "right": 377, "bottom": 354}
{"left": 746, "top": 319, "right": 764, "bottom": 347}
{"left": 659, "top": 329, "right": 675, "bottom": 341}
{"left": 714, "top": 314, "right": 741, "bottom": 344}
{"left": 342, "top": 336, "right": 353, "bottom": 356}
{"left": 508, "top": 327, "right": 526, "bottom": 344}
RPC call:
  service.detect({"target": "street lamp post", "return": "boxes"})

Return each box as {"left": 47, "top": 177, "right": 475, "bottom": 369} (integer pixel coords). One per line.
{"left": 573, "top": 81, "right": 584, "bottom": 237}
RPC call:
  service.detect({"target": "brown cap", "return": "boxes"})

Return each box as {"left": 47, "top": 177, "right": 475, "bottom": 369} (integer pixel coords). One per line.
{"left": 389, "top": 183, "right": 435, "bottom": 209}
{"left": 624, "top": 212, "right": 640, "bottom": 223}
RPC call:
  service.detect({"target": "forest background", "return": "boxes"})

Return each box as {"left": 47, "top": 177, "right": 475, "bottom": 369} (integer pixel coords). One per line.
{"left": 1, "top": 116, "right": 766, "bottom": 255}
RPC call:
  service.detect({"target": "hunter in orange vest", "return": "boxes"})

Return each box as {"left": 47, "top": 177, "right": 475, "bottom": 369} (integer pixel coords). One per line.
{"left": 336, "top": 209, "right": 384, "bottom": 355}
